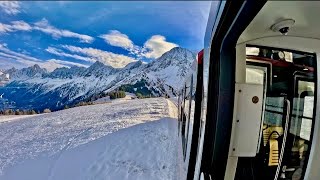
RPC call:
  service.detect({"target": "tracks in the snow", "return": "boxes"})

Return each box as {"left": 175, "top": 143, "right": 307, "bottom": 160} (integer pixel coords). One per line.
{"left": 48, "top": 127, "right": 93, "bottom": 180}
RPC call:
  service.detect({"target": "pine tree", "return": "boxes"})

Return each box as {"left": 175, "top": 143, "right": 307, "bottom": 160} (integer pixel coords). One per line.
{"left": 43, "top": 108, "right": 51, "bottom": 113}
{"left": 31, "top": 110, "right": 37, "bottom": 115}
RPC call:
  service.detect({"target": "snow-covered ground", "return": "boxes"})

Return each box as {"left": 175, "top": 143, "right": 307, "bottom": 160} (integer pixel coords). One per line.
{"left": 94, "top": 92, "right": 136, "bottom": 104}
{"left": 0, "top": 97, "right": 181, "bottom": 180}
{"left": 0, "top": 114, "right": 41, "bottom": 123}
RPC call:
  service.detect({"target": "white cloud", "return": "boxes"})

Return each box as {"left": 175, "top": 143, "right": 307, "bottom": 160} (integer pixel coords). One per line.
{"left": 22, "top": 59, "right": 67, "bottom": 72}
{"left": 0, "top": 44, "right": 87, "bottom": 71}
{"left": 40, "top": 62, "right": 67, "bottom": 72}
{"left": 0, "top": 52, "right": 65, "bottom": 72}
{"left": 0, "top": 23, "right": 12, "bottom": 33}
{"left": 0, "top": 19, "right": 93, "bottom": 43}
{"left": 0, "top": 1, "right": 20, "bottom": 15}
{"left": 11, "top": 21, "right": 32, "bottom": 31}
{"left": 0, "top": 51, "right": 26, "bottom": 62}
{"left": 46, "top": 47, "right": 94, "bottom": 62}
{"left": 141, "top": 35, "right": 178, "bottom": 59}
{"left": 34, "top": 18, "right": 94, "bottom": 43}
{"left": 47, "top": 59, "right": 89, "bottom": 68}
{"left": 0, "top": 43, "right": 135, "bottom": 70}
{"left": 99, "top": 30, "right": 178, "bottom": 59}
{"left": 0, "top": 43, "right": 41, "bottom": 62}
{"left": 0, "top": 58, "right": 26, "bottom": 69}
{"left": 62, "top": 45, "right": 137, "bottom": 68}
{"left": 99, "top": 30, "right": 134, "bottom": 50}
{"left": 0, "top": 21, "right": 32, "bottom": 33}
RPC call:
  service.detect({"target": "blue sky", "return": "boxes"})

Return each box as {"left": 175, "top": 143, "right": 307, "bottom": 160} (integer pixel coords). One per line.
{"left": 0, "top": 1, "right": 211, "bottom": 71}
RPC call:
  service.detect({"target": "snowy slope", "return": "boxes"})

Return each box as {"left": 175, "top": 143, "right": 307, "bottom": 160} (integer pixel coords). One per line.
{"left": 0, "top": 98, "right": 181, "bottom": 180}
{"left": 0, "top": 115, "right": 42, "bottom": 123}
{"left": 0, "top": 47, "right": 196, "bottom": 111}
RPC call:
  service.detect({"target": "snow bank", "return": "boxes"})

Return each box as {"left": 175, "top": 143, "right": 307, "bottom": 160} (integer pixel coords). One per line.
{"left": 0, "top": 98, "right": 180, "bottom": 180}
{"left": 1, "top": 118, "right": 179, "bottom": 180}
{"left": 94, "top": 92, "right": 136, "bottom": 104}
{"left": 0, "top": 114, "right": 41, "bottom": 123}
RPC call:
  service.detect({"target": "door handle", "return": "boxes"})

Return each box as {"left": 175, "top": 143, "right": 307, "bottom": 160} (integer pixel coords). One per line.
{"left": 274, "top": 99, "right": 290, "bottom": 180}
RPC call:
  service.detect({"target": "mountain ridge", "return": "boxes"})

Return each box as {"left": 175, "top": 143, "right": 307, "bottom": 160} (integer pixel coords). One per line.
{"left": 0, "top": 47, "right": 196, "bottom": 111}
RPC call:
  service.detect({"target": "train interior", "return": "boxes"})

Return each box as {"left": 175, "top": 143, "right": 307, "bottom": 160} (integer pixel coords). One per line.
{"left": 228, "top": 1, "right": 320, "bottom": 180}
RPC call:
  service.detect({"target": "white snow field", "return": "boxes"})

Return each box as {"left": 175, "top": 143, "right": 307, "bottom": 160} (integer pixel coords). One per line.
{"left": 0, "top": 98, "right": 181, "bottom": 180}
{"left": 0, "top": 115, "right": 41, "bottom": 124}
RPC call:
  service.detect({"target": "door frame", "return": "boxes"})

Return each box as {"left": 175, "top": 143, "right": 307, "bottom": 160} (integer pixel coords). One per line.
{"left": 304, "top": 53, "right": 320, "bottom": 180}
{"left": 201, "top": 0, "right": 267, "bottom": 179}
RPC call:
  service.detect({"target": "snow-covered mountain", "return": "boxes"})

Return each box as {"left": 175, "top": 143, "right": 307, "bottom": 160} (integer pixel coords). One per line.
{"left": 0, "top": 70, "right": 10, "bottom": 86}
{"left": 5, "top": 64, "right": 48, "bottom": 80}
{"left": 0, "top": 47, "right": 196, "bottom": 111}
{"left": 43, "top": 66, "right": 86, "bottom": 79}
{"left": 109, "top": 47, "right": 195, "bottom": 97}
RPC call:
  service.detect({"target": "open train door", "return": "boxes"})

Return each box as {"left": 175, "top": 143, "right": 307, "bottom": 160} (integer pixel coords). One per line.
{"left": 199, "top": 0, "right": 320, "bottom": 180}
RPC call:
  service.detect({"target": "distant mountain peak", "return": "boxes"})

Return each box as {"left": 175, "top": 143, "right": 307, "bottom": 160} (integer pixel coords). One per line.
{"left": 166, "top": 46, "right": 194, "bottom": 54}
{"left": 123, "top": 60, "right": 144, "bottom": 70}
{"left": 170, "top": 46, "right": 187, "bottom": 51}
{"left": 8, "top": 67, "right": 17, "bottom": 71}
{"left": 32, "top": 64, "right": 41, "bottom": 69}
{"left": 157, "top": 47, "right": 196, "bottom": 61}
{"left": 3, "top": 47, "right": 196, "bottom": 111}
{"left": 82, "top": 61, "right": 116, "bottom": 77}
{"left": 91, "top": 61, "right": 105, "bottom": 66}
{"left": 87, "top": 61, "right": 114, "bottom": 70}
{"left": 145, "top": 46, "right": 196, "bottom": 72}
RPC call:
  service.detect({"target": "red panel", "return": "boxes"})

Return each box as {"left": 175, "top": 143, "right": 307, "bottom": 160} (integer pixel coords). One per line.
{"left": 246, "top": 55, "right": 314, "bottom": 72}
{"left": 198, "top": 49, "right": 204, "bottom": 64}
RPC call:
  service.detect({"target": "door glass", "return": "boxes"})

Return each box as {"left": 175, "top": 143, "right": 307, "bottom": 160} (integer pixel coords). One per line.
{"left": 236, "top": 46, "right": 317, "bottom": 180}
{"left": 300, "top": 96, "right": 313, "bottom": 140}
{"left": 291, "top": 81, "right": 314, "bottom": 141}
{"left": 286, "top": 79, "right": 315, "bottom": 179}
{"left": 246, "top": 67, "right": 265, "bottom": 85}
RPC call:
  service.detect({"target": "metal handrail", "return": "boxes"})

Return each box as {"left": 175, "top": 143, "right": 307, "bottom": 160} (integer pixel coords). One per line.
{"left": 274, "top": 99, "right": 290, "bottom": 180}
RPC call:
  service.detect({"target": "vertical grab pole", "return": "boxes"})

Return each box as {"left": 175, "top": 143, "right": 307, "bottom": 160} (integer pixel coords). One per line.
{"left": 274, "top": 99, "right": 290, "bottom": 180}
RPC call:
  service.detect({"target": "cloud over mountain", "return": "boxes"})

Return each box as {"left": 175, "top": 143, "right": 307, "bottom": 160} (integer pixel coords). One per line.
{"left": 0, "top": 21, "right": 32, "bottom": 33}
{"left": 0, "top": 1, "right": 209, "bottom": 70}
{"left": 0, "top": 43, "right": 87, "bottom": 71}
{"left": 0, "top": 1, "right": 20, "bottom": 15}
{"left": 99, "top": 30, "right": 134, "bottom": 50}
{"left": 34, "top": 18, "right": 94, "bottom": 43}
{"left": 141, "top": 35, "right": 178, "bottom": 59}
{"left": 62, "top": 45, "right": 137, "bottom": 68}
{"left": 100, "top": 30, "right": 178, "bottom": 59}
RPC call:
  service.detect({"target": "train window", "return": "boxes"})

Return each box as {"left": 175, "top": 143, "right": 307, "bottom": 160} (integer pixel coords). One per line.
{"left": 247, "top": 46, "right": 293, "bottom": 63}
{"left": 291, "top": 80, "right": 315, "bottom": 141}
{"left": 246, "top": 47, "right": 259, "bottom": 56}
{"left": 236, "top": 46, "right": 317, "bottom": 180}
{"left": 183, "top": 75, "right": 194, "bottom": 160}
{"left": 184, "top": 85, "right": 190, "bottom": 139}
{"left": 246, "top": 67, "right": 265, "bottom": 85}
{"left": 181, "top": 85, "right": 187, "bottom": 150}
